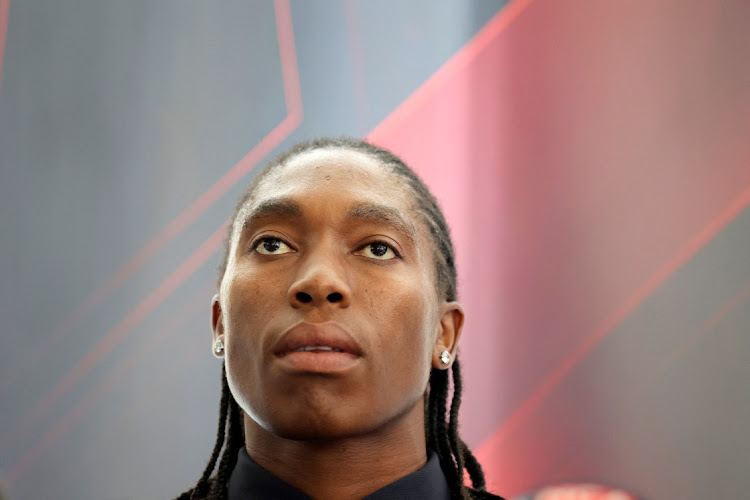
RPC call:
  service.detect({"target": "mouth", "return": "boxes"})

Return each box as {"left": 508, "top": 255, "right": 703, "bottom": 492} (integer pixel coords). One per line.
{"left": 273, "top": 322, "right": 363, "bottom": 373}
{"left": 274, "top": 322, "right": 363, "bottom": 356}
{"left": 292, "top": 346, "right": 344, "bottom": 352}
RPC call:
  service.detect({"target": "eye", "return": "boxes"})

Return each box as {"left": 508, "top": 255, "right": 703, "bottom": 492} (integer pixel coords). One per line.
{"left": 252, "top": 237, "right": 294, "bottom": 255}
{"left": 356, "top": 241, "right": 398, "bottom": 260}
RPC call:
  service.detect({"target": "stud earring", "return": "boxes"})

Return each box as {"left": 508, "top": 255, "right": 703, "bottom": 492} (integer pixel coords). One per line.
{"left": 440, "top": 350, "right": 451, "bottom": 365}
{"left": 213, "top": 339, "right": 225, "bottom": 356}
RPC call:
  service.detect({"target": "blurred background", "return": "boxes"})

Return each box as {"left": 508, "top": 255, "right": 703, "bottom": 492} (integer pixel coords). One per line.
{"left": 1, "top": 0, "right": 749, "bottom": 498}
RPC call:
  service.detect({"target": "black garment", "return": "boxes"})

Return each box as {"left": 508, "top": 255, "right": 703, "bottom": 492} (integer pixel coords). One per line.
{"left": 228, "top": 447, "right": 451, "bottom": 500}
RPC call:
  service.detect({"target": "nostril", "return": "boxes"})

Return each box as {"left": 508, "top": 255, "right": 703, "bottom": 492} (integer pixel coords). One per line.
{"left": 327, "top": 292, "right": 342, "bottom": 303}
{"left": 296, "top": 292, "right": 313, "bottom": 303}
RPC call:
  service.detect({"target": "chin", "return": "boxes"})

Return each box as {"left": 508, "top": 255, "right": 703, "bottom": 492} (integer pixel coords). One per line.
{"left": 265, "top": 407, "right": 375, "bottom": 441}
{"left": 271, "top": 424, "right": 356, "bottom": 441}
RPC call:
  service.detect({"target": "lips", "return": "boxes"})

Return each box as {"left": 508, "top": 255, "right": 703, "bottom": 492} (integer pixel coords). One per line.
{"left": 273, "top": 322, "right": 363, "bottom": 357}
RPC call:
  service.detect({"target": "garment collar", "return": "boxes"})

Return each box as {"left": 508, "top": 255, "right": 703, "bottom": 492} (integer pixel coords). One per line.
{"left": 228, "top": 446, "right": 451, "bottom": 500}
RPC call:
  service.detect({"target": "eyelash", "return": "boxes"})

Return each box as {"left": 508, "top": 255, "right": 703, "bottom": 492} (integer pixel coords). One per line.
{"left": 249, "top": 236, "right": 401, "bottom": 259}
{"left": 358, "top": 240, "right": 402, "bottom": 259}
{"left": 250, "top": 235, "right": 295, "bottom": 252}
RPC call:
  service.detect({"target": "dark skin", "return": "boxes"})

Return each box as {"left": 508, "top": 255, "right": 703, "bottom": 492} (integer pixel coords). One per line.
{"left": 211, "top": 148, "right": 465, "bottom": 500}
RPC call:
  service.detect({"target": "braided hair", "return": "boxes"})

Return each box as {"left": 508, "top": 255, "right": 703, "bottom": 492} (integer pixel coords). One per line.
{"left": 178, "top": 137, "right": 504, "bottom": 500}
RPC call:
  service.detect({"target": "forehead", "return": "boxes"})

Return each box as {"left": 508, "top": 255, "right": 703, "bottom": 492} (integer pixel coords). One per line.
{"left": 242, "top": 148, "right": 415, "bottom": 222}
{"left": 262, "top": 148, "right": 401, "bottom": 197}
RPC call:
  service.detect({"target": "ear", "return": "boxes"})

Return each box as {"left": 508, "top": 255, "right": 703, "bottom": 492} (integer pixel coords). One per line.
{"left": 211, "top": 294, "right": 225, "bottom": 358}
{"left": 432, "top": 301, "right": 464, "bottom": 369}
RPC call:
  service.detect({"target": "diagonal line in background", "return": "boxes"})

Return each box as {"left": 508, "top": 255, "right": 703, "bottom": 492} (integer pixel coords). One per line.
{"left": 476, "top": 182, "right": 750, "bottom": 465}
{"left": 29, "top": 342, "right": 208, "bottom": 497}
{"left": 523, "top": 272, "right": 750, "bottom": 484}
{"left": 0, "top": 0, "right": 302, "bottom": 396}
{"left": 513, "top": 276, "right": 750, "bottom": 487}
{"left": 0, "top": 223, "right": 228, "bottom": 454}
{"left": 649, "top": 279, "right": 750, "bottom": 383}
{"left": 4, "top": 283, "right": 216, "bottom": 484}
{"left": 367, "top": 0, "right": 532, "bottom": 142}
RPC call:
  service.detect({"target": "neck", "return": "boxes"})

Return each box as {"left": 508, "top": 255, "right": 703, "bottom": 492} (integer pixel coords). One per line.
{"left": 243, "top": 405, "right": 428, "bottom": 500}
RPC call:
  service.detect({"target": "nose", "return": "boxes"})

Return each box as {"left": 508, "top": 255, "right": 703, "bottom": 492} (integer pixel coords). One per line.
{"left": 287, "top": 252, "right": 352, "bottom": 309}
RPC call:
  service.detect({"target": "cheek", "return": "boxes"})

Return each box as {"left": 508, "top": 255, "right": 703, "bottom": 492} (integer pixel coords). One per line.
{"left": 221, "top": 273, "right": 276, "bottom": 397}
{"left": 224, "top": 268, "right": 282, "bottom": 330}
{"left": 366, "top": 277, "right": 436, "bottom": 382}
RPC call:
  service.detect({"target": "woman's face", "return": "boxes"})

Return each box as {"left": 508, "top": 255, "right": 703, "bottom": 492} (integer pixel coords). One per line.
{"left": 214, "top": 148, "right": 462, "bottom": 440}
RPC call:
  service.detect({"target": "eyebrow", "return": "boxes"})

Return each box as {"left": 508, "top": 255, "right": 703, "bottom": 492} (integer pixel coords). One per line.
{"left": 346, "top": 202, "right": 417, "bottom": 243}
{"left": 240, "top": 198, "right": 417, "bottom": 243}
{"left": 241, "top": 198, "right": 302, "bottom": 229}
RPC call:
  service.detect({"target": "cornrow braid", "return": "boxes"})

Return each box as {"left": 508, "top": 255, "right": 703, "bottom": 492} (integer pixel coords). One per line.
{"left": 195, "top": 366, "right": 231, "bottom": 498}
{"left": 179, "top": 138, "right": 504, "bottom": 499}
{"left": 178, "top": 366, "right": 244, "bottom": 500}
{"left": 207, "top": 392, "right": 243, "bottom": 499}
{"left": 428, "top": 357, "right": 505, "bottom": 500}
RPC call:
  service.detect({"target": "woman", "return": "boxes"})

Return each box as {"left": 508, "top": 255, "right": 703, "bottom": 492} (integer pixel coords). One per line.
{"left": 177, "top": 137, "right": 505, "bottom": 500}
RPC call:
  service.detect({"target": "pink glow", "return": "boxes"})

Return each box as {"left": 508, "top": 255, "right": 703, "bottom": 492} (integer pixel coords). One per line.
{"left": 476, "top": 183, "right": 750, "bottom": 487}
{"left": 367, "top": 0, "right": 750, "bottom": 494}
